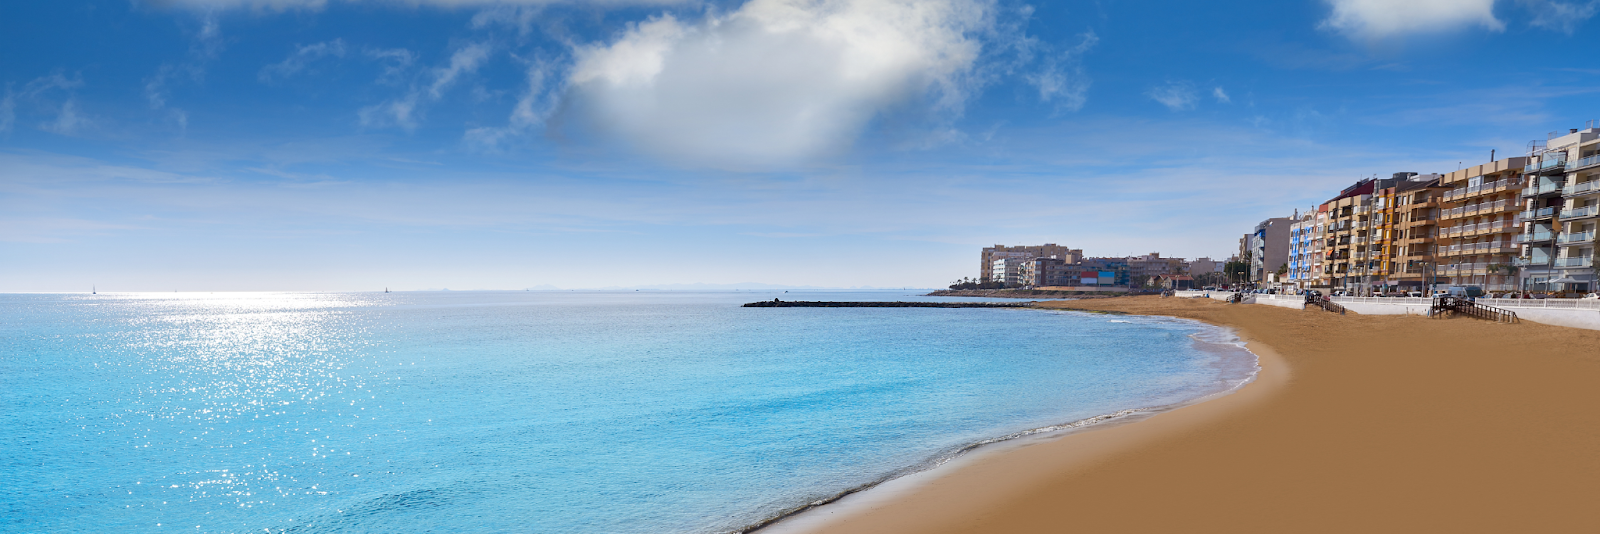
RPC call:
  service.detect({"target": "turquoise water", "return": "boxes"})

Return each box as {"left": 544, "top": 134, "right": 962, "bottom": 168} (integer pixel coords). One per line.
{"left": 0, "top": 291, "right": 1254, "bottom": 533}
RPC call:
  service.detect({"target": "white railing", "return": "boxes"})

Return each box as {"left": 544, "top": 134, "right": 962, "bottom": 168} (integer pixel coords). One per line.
{"left": 1479, "top": 298, "right": 1600, "bottom": 310}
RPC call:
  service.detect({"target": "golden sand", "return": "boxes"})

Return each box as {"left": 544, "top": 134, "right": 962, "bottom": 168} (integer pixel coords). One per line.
{"left": 794, "top": 296, "right": 1600, "bottom": 533}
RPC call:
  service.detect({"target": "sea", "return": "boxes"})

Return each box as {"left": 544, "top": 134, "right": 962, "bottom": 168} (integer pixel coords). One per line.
{"left": 0, "top": 290, "right": 1257, "bottom": 533}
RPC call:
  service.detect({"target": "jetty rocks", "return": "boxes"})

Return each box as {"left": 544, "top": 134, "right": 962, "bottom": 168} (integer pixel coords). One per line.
{"left": 743, "top": 300, "right": 1035, "bottom": 308}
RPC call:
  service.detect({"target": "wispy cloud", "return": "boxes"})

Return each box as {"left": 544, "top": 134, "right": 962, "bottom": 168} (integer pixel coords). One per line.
{"left": 464, "top": 56, "right": 559, "bottom": 151}
{"left": 364, "top": 47, "right": 417, "bottom": 85}
{"left": 1521, "top": 0, "right": 1600, "bottom": 33}
{"left": 360, "top": 42, "right": 492, "bottom": 130}
{"left": 1320, "top": 0, "right": 1503, "bottom": 40}
{"left": 1146, "top": 81, "right": 1197, "bottom": 111}
{"left": 1213, "top": 86, "right": 1231, "bottom": 104}
{"left": 1026, "top": 30, "right": 1097, "bottom": 113}
{"left": 259, "top": 39, "right": 347, "bottom": 81}
{"left": 13, "top": 73, "right": 91, "bottom": 136}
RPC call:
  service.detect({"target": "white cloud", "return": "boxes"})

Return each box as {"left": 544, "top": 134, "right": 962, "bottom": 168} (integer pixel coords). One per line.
{"left": 1321, "top": 0, "right": 1503, "bottom": 39}
{"left": 365, "top": 47, "right": 418, "bottom": 85}
{"left": 1026, "top": 30, "right": 1096, "bottom": 113}
{"left": 1213, "top": 87, "right": 1230, "bottom": 103}
{"left": 563, "top": 0, "right": 995, "bottom": 167}
{"left": 158, "top": 0, "right": 688, "bottom": 10}
{"left": 428, "top": 43, "right": 492, "bottom": 98}
{"left": 1147, "top": 81, "right": 1197, "bottom": 111}
{"left": 360, "top": 42, "right": 490, "bottom": 130}
{"left": 40, "top": 100, "right": 91, "bottom": 135}
{"left": 259, "top": 39, "right": 347, "bottom": 81}
{"left": 464, "top": 57, "right": 559, "bottom": 151}
{"left": 1522, "top": 0, "right": 1600, "bottom": 33}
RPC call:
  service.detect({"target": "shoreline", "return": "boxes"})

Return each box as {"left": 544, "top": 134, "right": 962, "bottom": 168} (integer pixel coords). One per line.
{"left": 753, "top": 309, "right": 1266, "bottom": 534}
{"left": 777, "top": 295, "right": 1600, "bottom": 533}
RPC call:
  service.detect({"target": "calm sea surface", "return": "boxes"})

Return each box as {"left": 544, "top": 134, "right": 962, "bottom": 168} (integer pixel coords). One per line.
{"left": 0, "top": 291, "right": 1255, "bottom": 533}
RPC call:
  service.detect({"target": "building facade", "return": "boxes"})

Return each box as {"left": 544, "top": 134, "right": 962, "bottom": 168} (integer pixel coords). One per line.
{"left": 1550, "top": 124, "right": 1600, "bottom": 292}
{"left": 979, "top": 244, "right": 1081, "bottom": 282}
{"left": 1249, "top": 217, "right": 1293, "bottom": 284}
{"left": 1436, "top": 158, "right": 1526, "bottom": 292}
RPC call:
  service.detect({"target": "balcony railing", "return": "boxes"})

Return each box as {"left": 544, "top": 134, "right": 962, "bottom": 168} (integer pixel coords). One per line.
{"left": 1564, "top": 180, "right": 1600, "bottom": 197}
{"left": 1514, "top": 231, "right": 1555, "bottom": 243}
{"left": 1568, "top": 154, "right": 1600, "bottom": 172}
{"left": 1555, "top": 257, "right": 1594, "bottom": 268}
{"left": 1521, "top": 206, "right": 1558, "bottom": 220}
{"left": 1560, "top": 205, "right": 1600, "bottom": 220}
{"left": 1522, "top": 182, "right": 1565, "bottom": 197}
{"left": 1558, "top": 231, "right": 1596, "bottom": 245}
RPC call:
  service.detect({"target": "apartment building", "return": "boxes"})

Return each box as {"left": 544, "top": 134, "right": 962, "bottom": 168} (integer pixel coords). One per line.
{"left": 1016, "top": 257, "right": 1078, "bottom": 287}
{"left": 1187, "top": 257, "right": 1223, "bottom": 276}
{"left": 979, "top": 244, "right": 1081, "bottom": 282}
{"left": 1128, "top": 253, "right": 1187, "bottom": 284}
{"left": 1321, "top": 181, "right": 1375, "bottom": 291}
{"left": 1287, "top": 210, "right": 1319, "bottom": 288}
{"left": 1390, "top": 177, "right": 1448, "bottom": 290}
{"left": 1549, "top": 123, "right": 1600, "bottom": 292}
{"left": 1248, "top": 217, "right": 1293, "bottom": 283}
{"left": 1436, "top": 158, "right": 1526, "bottom": 291}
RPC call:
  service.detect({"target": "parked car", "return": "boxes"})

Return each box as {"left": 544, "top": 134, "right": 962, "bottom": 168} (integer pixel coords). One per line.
{"left": 1442, "top": 285, "right": 1485, "bottom": 298}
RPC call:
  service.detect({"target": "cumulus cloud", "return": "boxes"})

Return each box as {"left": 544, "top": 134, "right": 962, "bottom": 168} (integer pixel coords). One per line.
{"left": 1522, "top": 0, "right": 1600, "bottom": 33}
{"left": 1213, "top": 86, "right": 1230, "bottom": 103}
{"left": 1321, "top": 0, "right": 1503, "bottom": 39}
{"left": 1147, "top": 81, "right": 1197, "bottom": 111}
{"left": 259, "top": 39, "right": 347, "bottom": 81}
{"left": 360, "top": 42, "right": 492, "bottom": 130}
{"left": 561, "top": 0, "right": 995, "bottom": 167}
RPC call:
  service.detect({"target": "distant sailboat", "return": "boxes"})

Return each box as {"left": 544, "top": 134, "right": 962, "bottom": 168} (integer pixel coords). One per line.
{"left": 92, "top": 285, "right": 96, "bottom": 295}
{"left": 385, "top": 287, "right": 390, "bottom": 293}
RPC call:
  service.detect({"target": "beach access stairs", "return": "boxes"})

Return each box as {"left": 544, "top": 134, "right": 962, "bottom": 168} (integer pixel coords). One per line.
{"left": 1429, "top": 296, "right": 1518, "bottom": 324}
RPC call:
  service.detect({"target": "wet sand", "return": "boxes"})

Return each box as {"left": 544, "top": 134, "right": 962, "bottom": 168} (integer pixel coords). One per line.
{"left": 790, "top": 296, "right": 1600, "bottom": 533}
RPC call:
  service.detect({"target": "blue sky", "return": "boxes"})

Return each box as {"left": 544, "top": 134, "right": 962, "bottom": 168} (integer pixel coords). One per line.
{"left": 2, "top": 0, "right": 1598, "bottom": 291}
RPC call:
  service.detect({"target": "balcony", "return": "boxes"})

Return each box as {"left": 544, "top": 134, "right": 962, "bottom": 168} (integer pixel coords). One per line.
{"left": 1521, "top": 206, "right": 1558, "bottom": 220}
{"left": 1560, "top": 205, "right": 1600, "bottom": 220}
{"left": 1556, "top": 257, "right": 1594, "bottom": 268}
{"left": 1564, "top": 180, "right": 1600, "bottom": 197}
{"left": 1515, "top": 231, "right": 1556, "bottom": 243}
{"left": 1522, "top": 182, "right": 1565, "bottom": 198}
{"left": 1558, "top": 231, "right": 1596, "bottom": 245}
{"left": 1569, "top": 154, "right": 1600, "bottom": 172}
{"left": 1526, "top": 156, "right": 1568, "bottom": 175}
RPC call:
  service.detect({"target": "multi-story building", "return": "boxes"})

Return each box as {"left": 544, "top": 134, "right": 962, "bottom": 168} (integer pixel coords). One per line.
{"left": 1549, "top": 123, "right": 1600, "bottom": 292}
{"left": 1017, "top": 257, "right": 1077, "bottom": 287}
{"left": 1435, "top": 157, "right": 1526, "bottom": 291}
{"left": 979, "top": 244, "right": 1081, "bottom": 282}
{"left": 1081, "top": 257, "right": 1131, "bottom": 287}
{"left": 1187, "top": 257, "right": 1223, "bottom": 277}
{"left": 1287, "top": 209, "right": 1319, "bottom": 288}
{"left": 1248, "top": 217, "right": 1293, "bottom": 284}
{"left": 1390, "top": 176, "right": 1448, "bottom": 291}
{"left": 1128, "top": 253, "right": 1187, "bottom": 285}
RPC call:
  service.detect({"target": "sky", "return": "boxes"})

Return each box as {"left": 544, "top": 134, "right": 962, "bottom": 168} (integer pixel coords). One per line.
{"left": 2, "top": 0, "right": 1599, "bottom": 291}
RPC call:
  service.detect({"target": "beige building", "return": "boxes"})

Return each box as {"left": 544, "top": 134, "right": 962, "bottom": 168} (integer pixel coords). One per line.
{"left": 1436, "top": 157, "right": 1527, "bottom": 291}
{"left": 979, "top": 244, "right": 1081, "bottom": 282}
{"left": 1549, "top": 124, "right": 1600, "bottom": 292}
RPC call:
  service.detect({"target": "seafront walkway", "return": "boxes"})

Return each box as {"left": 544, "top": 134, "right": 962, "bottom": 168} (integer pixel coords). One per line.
{"left": 1171, "top": 290, "right": 1600, "bottom": 330}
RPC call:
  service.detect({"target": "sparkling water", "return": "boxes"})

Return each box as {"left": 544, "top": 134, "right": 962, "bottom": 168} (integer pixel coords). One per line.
{"left": 0, "top": 291, "right": 1254, "bottom": 533}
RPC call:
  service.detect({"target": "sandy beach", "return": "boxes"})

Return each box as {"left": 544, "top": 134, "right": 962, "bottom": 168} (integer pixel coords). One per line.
{"left": 790, "top": 296, "right": 1600, "bottom": 533}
